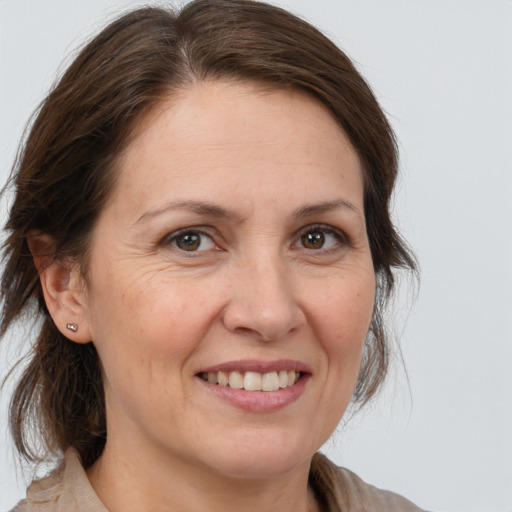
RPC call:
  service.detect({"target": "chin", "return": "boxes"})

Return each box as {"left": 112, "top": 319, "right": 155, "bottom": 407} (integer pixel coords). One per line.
{"left": 198, "top": 430, "right": 317, "bottom": 480}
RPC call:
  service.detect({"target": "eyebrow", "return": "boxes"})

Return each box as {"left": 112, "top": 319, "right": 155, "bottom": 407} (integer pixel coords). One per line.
{"left": 293, "top": 199, "right": 362, "bottom": 219}
{"left": 135, "top": 198, "right": 362, "bottom": 225}
{"left": 135, "top": 200, "right": 242, "bottom": 224}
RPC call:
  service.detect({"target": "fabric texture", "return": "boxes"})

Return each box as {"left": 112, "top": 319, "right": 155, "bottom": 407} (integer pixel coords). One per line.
{"left": 309, "top": 453, "right": 425, "bottom": 511}
{"left": 12, "top": 449, "right": 425, "bottom": 511}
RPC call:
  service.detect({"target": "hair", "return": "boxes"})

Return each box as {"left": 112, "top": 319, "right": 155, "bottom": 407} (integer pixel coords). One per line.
{"left": 1, "top": 0, "right": 416, "bottom": 469}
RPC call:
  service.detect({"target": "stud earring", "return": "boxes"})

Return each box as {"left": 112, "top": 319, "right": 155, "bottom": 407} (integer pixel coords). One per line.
{"left": 66, "top": 323, "right": 78, "bottom": 333}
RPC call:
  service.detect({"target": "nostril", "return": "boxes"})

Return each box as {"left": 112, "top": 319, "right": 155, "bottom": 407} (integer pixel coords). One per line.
{"left": 221, "top": 278, "right": 306, "bottom": 341}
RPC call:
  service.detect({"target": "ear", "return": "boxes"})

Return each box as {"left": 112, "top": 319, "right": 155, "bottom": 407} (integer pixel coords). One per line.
{"left": 27, "top": 232, "right": 92, "bottom": 344}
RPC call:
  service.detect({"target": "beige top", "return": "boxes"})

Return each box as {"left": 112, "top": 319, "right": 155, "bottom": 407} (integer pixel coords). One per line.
{"left": 12, "top": 449, "right": 425, "bottom": 511}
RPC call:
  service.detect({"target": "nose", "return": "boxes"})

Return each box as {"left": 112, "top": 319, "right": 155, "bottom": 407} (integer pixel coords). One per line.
{"left": 222, "top": 255, "right": 306, "bottom": 342}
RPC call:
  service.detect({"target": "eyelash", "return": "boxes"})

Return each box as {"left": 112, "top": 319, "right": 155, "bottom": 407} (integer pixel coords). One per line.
{"left": 294, "top": 224, "right": 349, "bottom": 253}
{"left": 161, "top": 227, "right": 219, "bottom": 253}
{"left": 160, "top": 224, "right": 349, "bottom": 255}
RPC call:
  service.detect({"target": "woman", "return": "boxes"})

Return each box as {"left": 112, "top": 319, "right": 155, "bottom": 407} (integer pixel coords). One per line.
{"left": 2, "top": 0, "right": 421, "bottom": 510}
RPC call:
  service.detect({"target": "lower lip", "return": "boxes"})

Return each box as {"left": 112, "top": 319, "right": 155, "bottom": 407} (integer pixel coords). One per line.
{"left": 197, "top": 374, "right": 310, "bottom": 412}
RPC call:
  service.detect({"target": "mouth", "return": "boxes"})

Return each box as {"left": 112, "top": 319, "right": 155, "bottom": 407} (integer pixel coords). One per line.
{"left": 196, "top": 361, "right": 310, "bottom": 411}
{"left": 198, "top": 370, "right": 303, "bottom": 392}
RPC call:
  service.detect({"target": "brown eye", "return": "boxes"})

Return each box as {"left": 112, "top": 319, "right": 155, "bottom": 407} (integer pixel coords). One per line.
{"left": 300, "top": 231, "right": 325, "bottom": 249}
{"left": 169, "top": 231, "right": 216, "bottom": 252}
{"left": 175, "top": 232, "right": 201, "bottom": 251}
{"left": 296, "top": 226, "right": 346, "bottom": 252}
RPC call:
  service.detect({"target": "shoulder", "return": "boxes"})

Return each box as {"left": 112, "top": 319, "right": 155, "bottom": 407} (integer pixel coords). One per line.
{"left": 9, "top": 450, "right": 107, "bottom": 512}
{"left": 9, "top": 460, "right": 65, "bottom": 512}
{"left": 310, "top": 452, "right": 427, "bottom": 512}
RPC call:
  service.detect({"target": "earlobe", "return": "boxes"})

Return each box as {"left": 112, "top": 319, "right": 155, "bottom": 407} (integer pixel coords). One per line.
{"left": 27, "top": 232, "right": 92, "bottom": 344}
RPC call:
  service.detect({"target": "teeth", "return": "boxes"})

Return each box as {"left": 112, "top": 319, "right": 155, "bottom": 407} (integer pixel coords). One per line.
{"left": 244, "top": 371, "right": 262, "bottom": 391}
{"left": 202, "top": 370, "right": 301, "bottom": 391}
{"left": 278, "top": 370, "right": 288, "bottom": 388}
{"left": 218, "top": 371, "right": 229, "bottom": 387}
{"left": 262, "top": 372, "right": 280, "bottom": 391}
{"left": 229, "top": 371, "right": 244, "bottom": 389}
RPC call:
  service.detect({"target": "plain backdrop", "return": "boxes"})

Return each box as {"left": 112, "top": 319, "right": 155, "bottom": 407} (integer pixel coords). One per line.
{"left": 1, "top": 1, "right": 511, "bottom": 511}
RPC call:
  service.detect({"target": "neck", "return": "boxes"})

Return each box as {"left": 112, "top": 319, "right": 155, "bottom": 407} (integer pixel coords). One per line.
{"left": 87, "top": 439, "right": 320, "bottom": 512}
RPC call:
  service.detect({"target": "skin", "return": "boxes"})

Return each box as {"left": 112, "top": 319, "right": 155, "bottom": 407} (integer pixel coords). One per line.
{"left": 38, "top": 81, "right": 376, "bottom": 512}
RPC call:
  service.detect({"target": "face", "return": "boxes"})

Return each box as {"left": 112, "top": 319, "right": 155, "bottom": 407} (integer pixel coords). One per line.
{"left": 80, "top": 81, "right": 375, "bottom": 479}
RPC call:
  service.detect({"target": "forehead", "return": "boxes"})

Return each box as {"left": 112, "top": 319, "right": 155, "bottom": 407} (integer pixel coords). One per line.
{"left": 108, "top": 81, "right": 363, "bottom": 216}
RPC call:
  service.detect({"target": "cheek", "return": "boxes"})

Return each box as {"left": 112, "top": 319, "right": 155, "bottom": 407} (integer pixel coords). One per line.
{"left": 132, "top": 279, "right": 223, "bottom": 355}
{"left": 87, "top": 272, "right": 225, "bottom": 393}
{"left": 309, "top": 270, "right": 376, "bottom": 352}
{"left": 303, "top": 270, "right": 375, "bottom": 443}
{"left": 309, "top": 270, "right": 375, "bottom": 417}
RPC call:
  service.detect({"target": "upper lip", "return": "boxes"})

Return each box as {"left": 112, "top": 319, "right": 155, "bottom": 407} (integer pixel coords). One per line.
{"left": 197, "top": 359, "right": 311, "bottom": 374}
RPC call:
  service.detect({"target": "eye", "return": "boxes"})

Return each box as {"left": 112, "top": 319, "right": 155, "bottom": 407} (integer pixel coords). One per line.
{"left": 166, "top": 230, "right": 217, "bottom": 252}
{"left": 296, "top": 225, "right": 345, "bottom": 251}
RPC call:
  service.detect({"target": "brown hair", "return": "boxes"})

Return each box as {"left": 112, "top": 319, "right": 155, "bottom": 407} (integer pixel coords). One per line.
{"left": 1, "top": 0, "right": 416, "bottom": 468}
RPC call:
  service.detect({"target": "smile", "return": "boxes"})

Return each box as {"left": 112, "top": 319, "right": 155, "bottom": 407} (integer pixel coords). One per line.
{"left": 199, "top": 370, "right": 302, "bottom": 391}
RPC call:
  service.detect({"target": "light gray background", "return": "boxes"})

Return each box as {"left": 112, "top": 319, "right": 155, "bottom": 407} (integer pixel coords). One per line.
{"left": 1, "top": 1, "right": 511, "bottom": 511}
